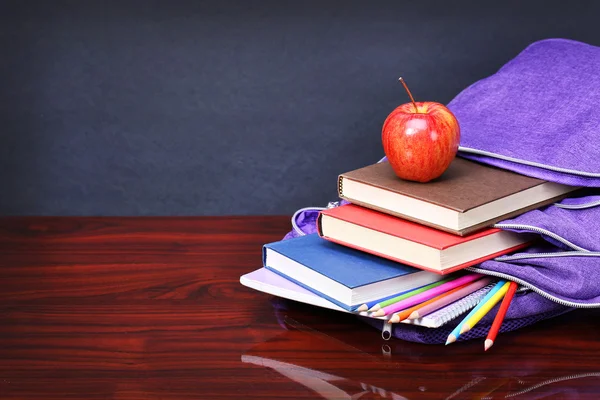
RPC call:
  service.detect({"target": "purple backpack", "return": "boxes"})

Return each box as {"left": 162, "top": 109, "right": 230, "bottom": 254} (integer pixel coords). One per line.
{"left": 284, "top": 38, "right": 600, "bottom": 344}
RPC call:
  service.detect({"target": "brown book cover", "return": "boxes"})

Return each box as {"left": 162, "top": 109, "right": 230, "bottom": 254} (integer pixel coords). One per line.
{"left": 338, "top": 158, "right": 577, "bottom": 235}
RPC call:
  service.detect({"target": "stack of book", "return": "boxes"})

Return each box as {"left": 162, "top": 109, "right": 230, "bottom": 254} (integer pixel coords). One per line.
{"left": 241, "top": 157, "right": 577, "bottom": 340}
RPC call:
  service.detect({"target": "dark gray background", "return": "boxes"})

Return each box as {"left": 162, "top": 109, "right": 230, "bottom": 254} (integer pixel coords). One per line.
{"left": 1, "top": 0, "right": 599, "bottom": 216}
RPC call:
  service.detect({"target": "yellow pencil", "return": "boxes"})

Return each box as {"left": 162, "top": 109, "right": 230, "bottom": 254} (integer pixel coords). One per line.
{"left": 460, "top": 281, "right": 511, "bottom": 335}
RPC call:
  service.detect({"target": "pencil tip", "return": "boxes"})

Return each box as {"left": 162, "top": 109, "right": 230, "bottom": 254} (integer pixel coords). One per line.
{"left": 369, "top": 304, "right": 380, "bottom": 312}
{"left": 373, "top": 309, "right": 386, "bottom": 317}
{"left": 460, "top": 324, "right": 470, "bottom": 334}
{"left": 389, "top": 316, "right": 399, "bottom": 323}
{"left": 484, "top": 339, "right": 493, "bottom": 351}
{"left": 356, "top": 304, "right": 367, "bottom": 312}
{"left": 407, "top": 312, "right": 419, "bottom": 320}
{"left": 445, "top": 335, "right": 456, "bottom": 345}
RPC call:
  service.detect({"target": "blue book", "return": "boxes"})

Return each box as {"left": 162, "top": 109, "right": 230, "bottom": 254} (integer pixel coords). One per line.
{"left": 263, "top": 234, "right": 444, "bottom": 311}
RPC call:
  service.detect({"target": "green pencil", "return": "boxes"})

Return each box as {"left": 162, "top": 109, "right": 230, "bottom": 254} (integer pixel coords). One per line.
{"left": 366, "top": 277, "right": 454, "bottom": 312}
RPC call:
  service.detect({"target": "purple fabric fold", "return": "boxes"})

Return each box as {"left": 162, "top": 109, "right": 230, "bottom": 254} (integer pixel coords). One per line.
{"left": 448, "top": 38, "right": 600, "bottom": 186}
{"left": 477, "top": 195, "right": 600, "bottom": 307}
{"left": 495, "top": 194, "right": 600, "bottom": 251}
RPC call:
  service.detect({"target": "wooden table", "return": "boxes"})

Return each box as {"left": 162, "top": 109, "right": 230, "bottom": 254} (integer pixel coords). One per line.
{"left": 1, "top": 216, "right": 599, "bottom": 399}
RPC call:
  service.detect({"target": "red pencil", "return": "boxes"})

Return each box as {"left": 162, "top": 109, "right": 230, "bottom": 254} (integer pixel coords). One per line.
{"left": 484, "top": 281, "right": 518, "bottom": 351}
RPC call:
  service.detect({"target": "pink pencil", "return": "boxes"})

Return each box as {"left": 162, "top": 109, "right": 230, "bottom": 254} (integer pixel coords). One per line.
{"left": 373, "top": 273, "right": 482, "bottom": 317}
{"left": 407, "top": 277, "right": 494, "bottom": 320}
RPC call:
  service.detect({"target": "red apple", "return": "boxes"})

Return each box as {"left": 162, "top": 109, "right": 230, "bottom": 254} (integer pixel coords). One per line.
{"left": 382, "top": 80, "right": 460, "bottom": 183}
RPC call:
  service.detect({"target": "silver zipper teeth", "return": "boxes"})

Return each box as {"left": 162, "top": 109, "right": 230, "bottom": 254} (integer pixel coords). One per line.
{"left": 504, "top": 372, "right": 600, "bottom": 398}
{"left": 496, "top": 251, "right": 600, "bottom": 262}
{"left": 458, "top": 146, "right": 600, "bottom": 177}
{"left": 466, "top": 266, "right": 600, "bottom": 308}
{"left": 493, "top": 223, "right": 590, "bottom": 252}
{"left": 481, "top": 223, "right": 600, "bottom": 307}
{"left": 554, "top": 199, "right": 600, "bottom": 209}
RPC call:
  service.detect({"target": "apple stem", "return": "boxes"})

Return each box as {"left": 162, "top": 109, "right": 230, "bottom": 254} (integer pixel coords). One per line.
{"left": 398, "top": 77, "right": 419, "bottom": 113}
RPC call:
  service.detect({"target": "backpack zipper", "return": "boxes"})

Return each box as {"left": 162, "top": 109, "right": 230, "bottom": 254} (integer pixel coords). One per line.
{"left": 496, "top": 251, "right": 600, "bottom": 262}
{"left": 458, "top": 146, "right": 600, "bottom": 177}
{"left": 466, "top": 265, "right": 600, "bottom": 308}
{"left": 471, "top": 223, "right": 600, "bottom": 308}
{"left": 554, "top": 199, "right": 600, "bottom": 209}
{"left": 493, "top": 223, "right": 590, "bottom": 252}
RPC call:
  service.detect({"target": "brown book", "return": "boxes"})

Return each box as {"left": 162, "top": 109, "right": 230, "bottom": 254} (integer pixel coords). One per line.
{"left": 338, "top": 158, "right": 578, "bottom": 236}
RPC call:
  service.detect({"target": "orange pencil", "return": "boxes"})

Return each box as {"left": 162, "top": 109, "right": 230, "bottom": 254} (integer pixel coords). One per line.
{"left": 484, "top": 281, "right": 518, "bottom": 351}
{"left": 389, "top": 282, "right": 472, "bottom": 323}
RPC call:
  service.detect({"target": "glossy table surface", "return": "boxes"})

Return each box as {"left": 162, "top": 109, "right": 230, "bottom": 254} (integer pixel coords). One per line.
{"left": 1, "top": 216, "right": 599, "bottom": 399}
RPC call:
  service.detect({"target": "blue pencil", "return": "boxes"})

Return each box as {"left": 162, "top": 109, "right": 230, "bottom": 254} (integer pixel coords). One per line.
{"left": 445, "top": 280, "right": 506, "bottom": 345}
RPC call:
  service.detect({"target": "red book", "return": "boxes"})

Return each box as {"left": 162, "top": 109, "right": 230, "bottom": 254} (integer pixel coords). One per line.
{"left": 317, "top": 204, "right": 531, "bottom": 274}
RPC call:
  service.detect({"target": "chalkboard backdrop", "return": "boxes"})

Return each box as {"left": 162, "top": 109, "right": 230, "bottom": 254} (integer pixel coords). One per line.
{"left": 1, "top": 0, "right": 599, "bottom": 215}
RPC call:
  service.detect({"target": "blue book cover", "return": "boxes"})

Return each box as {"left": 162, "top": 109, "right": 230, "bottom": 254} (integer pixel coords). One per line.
{"left": 263, "top": 234, "right": 442, "bottom": 310}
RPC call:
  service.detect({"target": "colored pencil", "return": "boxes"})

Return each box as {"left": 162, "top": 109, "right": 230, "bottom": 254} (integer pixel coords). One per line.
{"left": 407, "top": 277, "right": 494, "bottom": 320}
{"left": 484, "top": 281, "right": 518, "bottom": 351}
{"left": 445, "top": 280, "right": 506, "bottom": 345}
{"left": 356, "top": 280, "right": 447, "bottom": 312}
{"left": 388, "top": 281, "right": 474, "bottom": 323}
{"left": 460, "top": 281, "right": 511, "bottom": 334}
{"left": 373, "top": 273, "right": 482, "bottom": 317}
{"left": 363, "top": 278, "right": 452, "bottom": 312}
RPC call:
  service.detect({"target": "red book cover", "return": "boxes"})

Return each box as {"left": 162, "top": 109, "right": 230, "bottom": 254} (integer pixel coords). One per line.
{"left": 317, "top": 204, "right": 529, "bottom": 274}
{"left": 321, "top": 204, "right": 501, "bottom": 249}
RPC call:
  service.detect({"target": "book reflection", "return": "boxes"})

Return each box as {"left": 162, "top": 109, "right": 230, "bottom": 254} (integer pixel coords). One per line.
{"left": 241, "top": 298, "right": 600, "bottom": 400}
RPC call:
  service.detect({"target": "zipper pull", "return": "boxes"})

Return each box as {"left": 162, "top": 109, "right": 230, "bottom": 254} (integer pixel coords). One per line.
{"left": 381, "top": 321, "right": 392, "bottom": 340}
